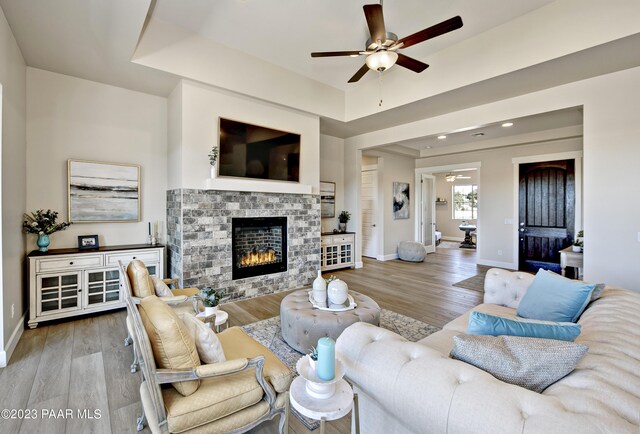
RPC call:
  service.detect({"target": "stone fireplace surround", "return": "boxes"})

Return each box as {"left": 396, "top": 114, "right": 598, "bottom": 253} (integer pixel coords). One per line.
{"left": 167, "top": 189, "right": 321, "bottom": 301}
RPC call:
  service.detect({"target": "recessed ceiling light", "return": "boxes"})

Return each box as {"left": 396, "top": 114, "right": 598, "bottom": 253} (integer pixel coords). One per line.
{"left": 425, "top": 145, "right": 432, "bottom": 149}
{"left": 471, "top": 132, "right": 485, "bottom": 137}
{"left": 437, "top": 135, "right": 447, "bottom": 140}
{"left": 349, "top": 54, "right": 359, "bottom": 58}
{"left": 502, "top": 122, "right": 514, "bottom": 127}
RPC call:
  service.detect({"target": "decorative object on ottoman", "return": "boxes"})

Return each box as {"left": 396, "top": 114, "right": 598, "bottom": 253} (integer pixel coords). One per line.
{"left": 338, "top": 210, "right": 351, "bottom": 232}
{"left": 23, "top": 209, "right": 72, "bottom": 252}
{"left": 327, "top": 278, "right": 349, "bottom": 305}
{"left": 197, "top": 287, "right": 224, "bottom": 316}
{"left": 397, "top": 240, "right": 426, "bottom": 262}
{"left": 280, "top": 289, "right": 381, "bottom": 353}
{"left": 312, "top": 271, "right": 328, "bottom": 307}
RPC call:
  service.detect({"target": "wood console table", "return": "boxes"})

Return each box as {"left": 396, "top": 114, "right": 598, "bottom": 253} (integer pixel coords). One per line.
{"left": 560, "top": 246, "right": 583, "bottom": 279}
{"left": 27, "top": 243, "right": 164, "bottom": 328}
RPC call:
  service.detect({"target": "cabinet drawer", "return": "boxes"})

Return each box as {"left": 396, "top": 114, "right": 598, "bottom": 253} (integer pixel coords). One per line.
{"left": 333, "top": 235, "right": 354, "bottom": 244}
{"left": 105, "top": 250, "right": 160, "bottom": 266}
{"left": 37, "top": 255, "right": 103, "bottom": 273}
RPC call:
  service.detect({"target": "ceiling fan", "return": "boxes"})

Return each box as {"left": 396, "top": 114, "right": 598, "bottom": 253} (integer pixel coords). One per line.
{"left": 311, "top": 3, "right": 463, "bottom": 83}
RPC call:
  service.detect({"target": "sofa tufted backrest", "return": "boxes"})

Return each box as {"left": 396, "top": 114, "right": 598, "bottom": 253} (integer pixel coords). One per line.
{"left": 483, "top": 268, "right": 534, "bottom": 309}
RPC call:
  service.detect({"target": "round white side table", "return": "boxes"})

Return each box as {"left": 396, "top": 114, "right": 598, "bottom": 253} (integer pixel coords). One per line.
{"left": 289, "top": 376, "right": 360, "bottom": 434}
{"left": 196, "top": 310, "right": 229, "bottom": 332}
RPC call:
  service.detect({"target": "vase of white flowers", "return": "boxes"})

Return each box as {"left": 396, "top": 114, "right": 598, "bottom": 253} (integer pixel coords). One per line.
{"left": 23, "top": 209, "right": 72, "bottom": 252}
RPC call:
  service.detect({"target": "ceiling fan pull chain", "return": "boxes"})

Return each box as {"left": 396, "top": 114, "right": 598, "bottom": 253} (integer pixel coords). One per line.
{"left": 378, "top": 71, "right": 383, "bottom": 107}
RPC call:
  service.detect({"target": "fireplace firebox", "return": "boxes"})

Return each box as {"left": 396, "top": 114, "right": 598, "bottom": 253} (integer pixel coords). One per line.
{"left": 232, "top": 217, "right": 287, "bottom": 280}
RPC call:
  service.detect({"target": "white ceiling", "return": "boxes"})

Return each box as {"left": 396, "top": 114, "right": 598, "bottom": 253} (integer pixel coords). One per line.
{"left": 0, "top": 0, "right": 178, "bottom": 96}
{"left": 151, "top": 0, "right": 555, "bottom": 90}
{"left": 397, "top": 107, "right": 583, "bottom": 151}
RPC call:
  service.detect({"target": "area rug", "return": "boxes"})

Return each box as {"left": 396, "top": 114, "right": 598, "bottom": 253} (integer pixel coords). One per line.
{"left": 242, "top": 310, "right": 440, "bottom": 430}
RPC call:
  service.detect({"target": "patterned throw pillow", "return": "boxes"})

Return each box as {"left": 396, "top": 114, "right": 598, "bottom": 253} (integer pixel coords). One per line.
{"left": 178, "top": 312, "right": 226, "bottom": 364}
{"left": 150, "top": 275, "right": 174, "bottom": 297}
{"left": 450, "top": 334, "right": 588, "bottom": 393}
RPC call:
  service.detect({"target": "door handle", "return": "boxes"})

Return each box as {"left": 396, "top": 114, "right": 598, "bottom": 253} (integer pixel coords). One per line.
{"left": 372, "top": 224, "right": 376, "bottom": 227}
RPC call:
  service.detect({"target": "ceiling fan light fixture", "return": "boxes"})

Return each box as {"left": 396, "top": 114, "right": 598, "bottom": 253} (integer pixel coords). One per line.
{"left": 365, "top": 50, "right": 398, "bottom": 71}
{"left": 445, "top": 173, "right": 458, "bottom": 183}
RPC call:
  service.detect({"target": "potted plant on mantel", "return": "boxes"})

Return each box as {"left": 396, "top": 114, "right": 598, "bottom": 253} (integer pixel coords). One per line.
{"left": 197, "top": 287, "right": 225, "bottom": 316}
{"left": 208, "top": 145, "right": 219, "bottom": 179}
{"left": 23, "top": 209, "right": 72, "bottom": 252}
{"left": 338, "top": 210, "right": 351, "bottom": 233}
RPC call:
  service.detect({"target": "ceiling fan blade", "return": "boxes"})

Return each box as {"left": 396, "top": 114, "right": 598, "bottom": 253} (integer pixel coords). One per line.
{"left": 311, "top": 50, "right": 363, "bottom": 58}
{"left": 348, "top": 64, "right": 370, "bottom": 83}
{"left": 396, "top": 16, "right": 463, "bottom": 49}
{"left": 395, "top": 53, "right": 429, "bottom": 73}
{"left": 363, "top": 4, "right": 386, "bottom": 44}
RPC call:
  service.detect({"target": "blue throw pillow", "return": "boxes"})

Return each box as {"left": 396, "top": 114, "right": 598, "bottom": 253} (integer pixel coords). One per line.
{"left": 467, "top": 311, "right": 581, "bottom": 342}
{"left": 516, "top": 269, "right": 595, "bottom": 322}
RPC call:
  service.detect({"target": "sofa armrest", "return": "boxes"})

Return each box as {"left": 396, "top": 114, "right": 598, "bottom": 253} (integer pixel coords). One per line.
{"left": 336, "top": 322, "right": 596, "bottom": 434}
{"left": 483, "top": 268, "right": 534, "bottom": 308}
{"left": 195, "top": 358, "right": 249, "bottom": 377}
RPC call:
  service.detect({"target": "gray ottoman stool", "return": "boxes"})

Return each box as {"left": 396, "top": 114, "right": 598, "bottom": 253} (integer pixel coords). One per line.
{"left": 280, "top": 289, "right": 381, "bottom": 353}
{"left": 398, "top": 241, "right": 426, "bottom": 262}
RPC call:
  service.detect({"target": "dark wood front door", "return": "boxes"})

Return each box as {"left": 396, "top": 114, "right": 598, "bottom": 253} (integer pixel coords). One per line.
{"left": 519, "top": 159, "right": 575, "bottom": 273}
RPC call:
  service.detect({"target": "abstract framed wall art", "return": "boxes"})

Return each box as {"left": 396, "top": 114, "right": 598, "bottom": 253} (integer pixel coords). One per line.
{"left": 68, "top": 160, "right": 140, "bottom": 222}
{"left": 393, "top": 182, "right": 410, "bottom": 219}
{"left": 320, "top": 181, "right": 336, "bottom": 218}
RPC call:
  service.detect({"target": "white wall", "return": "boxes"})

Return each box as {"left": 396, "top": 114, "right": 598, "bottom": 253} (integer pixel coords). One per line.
{"left": 26, "top": 68, "right": 168, "bottom": 248}
{"left": 434, "top": 170, "right": 479, "bottom": 240}
{"left": 345, "top": 65, "right": 640, "bottom": 291}
{"left": 0, "top": 5, "right": 26, "bottom": 364}
{"left": 172, "top": 80, "right": 320, "bottom": 195}
{"left": 366, "top": 151, "right": 415, "bottom": 258}
{"left": 320, "top": 134, "right": 344, "bottom": 233}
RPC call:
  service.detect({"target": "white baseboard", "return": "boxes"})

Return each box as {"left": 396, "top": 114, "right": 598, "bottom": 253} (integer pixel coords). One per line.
{"left": 0, "top": 312, "right": 26, "bottom": 367}
{"left": 355, "top": 261, "right": 364, "bottom": 269}
{"left": 477, "top": 259, "right": 517, "bottom": 270}
{"left": 376, "top": 253, "right": 399, "bottom": 261}
{"left": 441, "top": 236, "right": 464, "bottom": 242}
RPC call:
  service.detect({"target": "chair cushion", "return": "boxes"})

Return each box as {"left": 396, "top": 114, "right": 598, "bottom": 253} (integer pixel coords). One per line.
{"left": 127, "top": 260, "right": 155, "bottom": 298}
{"left": 163, "top": 370, "right": 264, "bottom": 433}
{"left": 151, "top": 275, "right": 173, "bottom": 297}
{"left": 467, "top": 311, "right": 582, "bottom": 342}
{"left": 178, "top": 312, "right": 226, "bottom": 364}
{"left": 139, "top": 295, "right": 201, "bottom": 396}
{"left": 516, "top": 269, "right": 595, "bottom": 322}
{"left": 218, "top": 327, "right": 292, "bottom": 393}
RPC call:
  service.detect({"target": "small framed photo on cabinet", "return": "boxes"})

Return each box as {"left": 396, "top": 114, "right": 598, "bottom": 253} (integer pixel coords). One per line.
{"left": 78, "top": 235, "right": 99, "bottom": 250}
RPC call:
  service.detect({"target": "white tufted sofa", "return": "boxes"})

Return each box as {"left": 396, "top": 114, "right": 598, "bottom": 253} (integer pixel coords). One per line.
{"left": 336, "top": 268, "right": 640, "bottom": 434}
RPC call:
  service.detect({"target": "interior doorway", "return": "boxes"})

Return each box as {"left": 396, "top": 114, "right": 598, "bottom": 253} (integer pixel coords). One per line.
{"left": 518, "top": 159, "right": 575, "bottom": 273}
{"left": 361, "top": 162, "right": 378, "bottom": 259}
{"left": 421, "top": 174, "right": 436, "bottom": 254}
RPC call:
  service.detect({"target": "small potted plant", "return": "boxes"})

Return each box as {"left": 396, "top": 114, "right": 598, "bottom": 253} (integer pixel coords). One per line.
{"left": 338, "top": 210, "right": 351, "bottom": 233}
{"left": 572, "top": 239, "right": 583, "bottom": 252}
{"left": 197, "top": 287, "right": 225, "bottom": 316}
{"left": 208, "top": 145, "right": 219, "bottom": 178}
{"left": 308, "top": 346, "right": 318, "bottom": 371}
{"left": 23, "top": 209, "right": 72, "bottom": 252}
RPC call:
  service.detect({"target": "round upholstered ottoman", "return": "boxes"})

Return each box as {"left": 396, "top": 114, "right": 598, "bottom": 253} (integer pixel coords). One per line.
{"left": 280, "top": 290, "right": 381, "bottom": 353}
{"left": 397, "top": 241, "right": 426, "bottom": 262}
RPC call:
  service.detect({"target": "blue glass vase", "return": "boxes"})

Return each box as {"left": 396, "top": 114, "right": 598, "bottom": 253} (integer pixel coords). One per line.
{"left": 37, "top": 233, "right": 50, "bottom": 252}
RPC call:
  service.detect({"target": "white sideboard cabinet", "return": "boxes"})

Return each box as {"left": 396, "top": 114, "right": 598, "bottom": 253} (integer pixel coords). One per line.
{"left": 321, "top": 233, "right": 355, "bottom": 271}
{"left": 27, "top": 244, "right": 164, "bottom": 328}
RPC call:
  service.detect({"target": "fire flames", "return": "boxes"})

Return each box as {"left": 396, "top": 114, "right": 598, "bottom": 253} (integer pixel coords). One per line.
{"left": 240, "top": 249, "right": 277, "bottom": 267}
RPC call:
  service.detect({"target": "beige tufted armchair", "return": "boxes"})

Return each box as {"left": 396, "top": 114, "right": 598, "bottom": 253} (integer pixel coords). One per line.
{"left": 120, "top": 261, "right": 291, "bottom": 433}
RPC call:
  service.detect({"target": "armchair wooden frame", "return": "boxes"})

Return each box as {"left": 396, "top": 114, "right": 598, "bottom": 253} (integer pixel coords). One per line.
{"left": 119, "top": 261, "right": 288, "bottom": 434}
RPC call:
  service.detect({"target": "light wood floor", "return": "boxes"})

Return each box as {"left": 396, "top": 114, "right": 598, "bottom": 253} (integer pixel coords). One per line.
{"left": 0, "top": 246, "right": 482, "bottom": 434}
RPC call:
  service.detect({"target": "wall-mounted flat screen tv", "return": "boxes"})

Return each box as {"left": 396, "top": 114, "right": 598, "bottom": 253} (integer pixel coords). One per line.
{"left": 218, "top": 118, "right": 301, "bottom": 182}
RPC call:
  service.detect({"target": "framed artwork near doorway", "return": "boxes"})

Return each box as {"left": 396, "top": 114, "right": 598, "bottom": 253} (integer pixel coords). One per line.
{"left": 320, "top": 181, "right": 336, "bottom": 218}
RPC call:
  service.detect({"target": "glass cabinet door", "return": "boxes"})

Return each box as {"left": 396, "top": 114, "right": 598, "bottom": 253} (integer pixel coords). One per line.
{"left": 85, "top": 269, "right": 121, "bottom": 307}
{"left": 339, "top": 243, "right": 353, "bottom": 264}
{"left": 37, "top": 273, "right": 82, "bottom": 315}
{"left": 324, "top": 245, "right": 339, "bottom": 267}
